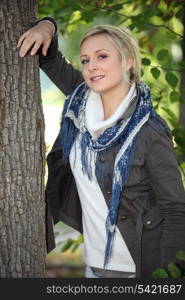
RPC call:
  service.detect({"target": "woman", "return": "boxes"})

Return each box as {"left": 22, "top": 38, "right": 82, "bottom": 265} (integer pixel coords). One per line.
{"left": 17, "top": 18, "right": 185, "bottom": 278}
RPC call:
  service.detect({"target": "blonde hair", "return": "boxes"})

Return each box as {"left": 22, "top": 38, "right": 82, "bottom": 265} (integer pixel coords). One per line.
{"left": 80, "top": 25, "right": 141, "bottom": 83}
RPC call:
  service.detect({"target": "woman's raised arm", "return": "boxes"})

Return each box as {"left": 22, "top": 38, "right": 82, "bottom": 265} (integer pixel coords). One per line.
{"left": 17, "top": 19, "right": 83, "bottom": 95}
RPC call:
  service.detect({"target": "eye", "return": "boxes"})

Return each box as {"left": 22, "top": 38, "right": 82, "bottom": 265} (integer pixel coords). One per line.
{"left": 81, "top": 59, "right": 89, "bottom": 65}
{"left": 98, "top": 54, "right": 108, "bottom": 60}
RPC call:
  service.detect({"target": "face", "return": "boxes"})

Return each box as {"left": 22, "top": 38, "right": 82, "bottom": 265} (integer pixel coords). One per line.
{"left": 80, "top": 34, "right": 132, "bottom": 99}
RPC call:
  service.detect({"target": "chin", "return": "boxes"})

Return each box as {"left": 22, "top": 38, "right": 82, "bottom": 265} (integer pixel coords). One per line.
{"left": 87, "top": 84, "right": 107, "bottom": 94}
{"left": 85, "top": 79, "right": 105, "bottom": 92}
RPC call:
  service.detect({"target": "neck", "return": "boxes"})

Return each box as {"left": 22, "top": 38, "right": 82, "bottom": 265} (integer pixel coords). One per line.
{"left": 101, "top": 82, "right": 131, "bottom": 120}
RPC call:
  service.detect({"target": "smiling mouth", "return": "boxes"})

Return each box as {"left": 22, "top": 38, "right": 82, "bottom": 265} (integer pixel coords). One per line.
{"left": 90, "top": 75, "right": 105, "bottom": 81}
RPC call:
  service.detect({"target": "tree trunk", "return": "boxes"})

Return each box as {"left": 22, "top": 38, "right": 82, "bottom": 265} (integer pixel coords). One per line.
{"left": 0, "top": 0, "right": 46, "bottom": 277}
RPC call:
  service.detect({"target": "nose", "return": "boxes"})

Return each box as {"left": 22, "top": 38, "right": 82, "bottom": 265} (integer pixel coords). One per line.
{"left": 88, "top": 58, "right": 98, "bottom": 71}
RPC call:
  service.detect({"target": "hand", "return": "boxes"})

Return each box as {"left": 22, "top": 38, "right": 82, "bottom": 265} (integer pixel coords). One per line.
{"left": 17, "top": 22, "right": 54, "bottom": 57}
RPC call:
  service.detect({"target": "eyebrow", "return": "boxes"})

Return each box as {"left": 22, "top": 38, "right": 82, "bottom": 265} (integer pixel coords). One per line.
{"left": 80, "top": 48, "right": 110, "bottom": 58}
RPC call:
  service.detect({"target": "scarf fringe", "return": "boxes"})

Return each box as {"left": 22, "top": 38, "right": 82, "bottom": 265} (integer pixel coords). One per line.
{"left": 80, "top": 132, "right": 93, "bottom": 180}
{"left": 103, "top": 137, "right": 137, "bottom": 269}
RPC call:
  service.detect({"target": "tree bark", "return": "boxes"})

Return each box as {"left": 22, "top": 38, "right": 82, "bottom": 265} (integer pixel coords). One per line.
{"left": 0, "top": 0, "right": 46, "bottom": 277}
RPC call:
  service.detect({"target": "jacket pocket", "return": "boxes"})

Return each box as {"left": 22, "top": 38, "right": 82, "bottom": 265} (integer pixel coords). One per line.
{"left": 141, "top": 205, "right": 164, "bottom": 277}
{"left": 126, "top": 157, "right": 145, "bottom": 187}
{"left": 143, "top": 204, "right": 164, "bottom": 229}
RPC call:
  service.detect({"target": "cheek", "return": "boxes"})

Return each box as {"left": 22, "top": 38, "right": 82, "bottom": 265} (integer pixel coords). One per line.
{"left": 107, "top": 58, "right": 122, "bottom": 73}
{"left": 110, "top": 63, "right": 123, "bottom": 80}
{"left": 82, "top": 68, "right": 88, "bottom": 80}
{"left": 82, "top": 70, "right": 92, "bottom": 85}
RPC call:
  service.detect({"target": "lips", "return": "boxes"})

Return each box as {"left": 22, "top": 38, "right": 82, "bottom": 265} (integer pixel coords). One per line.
{"left": 90, "top": 75, "right": 105, "bottom": 81}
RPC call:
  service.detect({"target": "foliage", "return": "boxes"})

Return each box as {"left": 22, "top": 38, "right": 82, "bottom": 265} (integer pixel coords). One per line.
{"left": 152, "top": 250, "right": 185, "bottom": 278}
{"left": 59, "top": 234, "right": 84, "bottom": 253}
{"left": 38, "top": 0, "right": 185, "bottom": 177}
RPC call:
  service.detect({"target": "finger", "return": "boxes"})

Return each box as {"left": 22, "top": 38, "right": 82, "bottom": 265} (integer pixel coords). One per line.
{"left": 30, "top": 41, "right": 42, "bottom": 55}
{"left": 17, "top": 32, "right": 28, "bottom": 48}
{"left": 42, "top": 39, "right": 51, "bottom": 56}
{"left": 19, "top": 39, "right": 36, "bottom": 57}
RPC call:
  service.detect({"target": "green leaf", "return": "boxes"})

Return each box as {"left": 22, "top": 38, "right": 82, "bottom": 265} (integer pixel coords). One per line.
{"left": 71, "top": 243, "right": 79, "bottom": 253}
{"left": 172, "top": 128, "right": 185, "bottom": 149}
{"left": 68, "top": 1, "right": 81, "bottom": 10}
{"left": 142, "top": 58, "right": 151, "bottom": 65}
{"left": 161, "top": 106, "right": 179, "bottom": 127}
{"left": 133, "top": 16, "right": 147, "bottom": 32}
{"left": 157, "top": 49, "right": 169, "bottom": 60}
{"left": 175, "top": 9, "right": 184, "bottom": 19}
{"left": 77, "top": 234, "right": 84, "bottom": 243}
{"left": 161, "top": 107, "right": 177, "bottom": 121}
{"left": 151, "top": 67, "right": 160, "bottom": 80}
{"left": 152, "top": 268, "right": 169, "bottom": 278}
{"left": 176, "top": 250, "right": 185, "bottom": 262}
{"left": 178, "top": 61, "right": 185, "bottom": 69}
{"left": 113, "top": 4, "right": 123, "bottom": 10}
{"left": 153, "top": 7, "right": 163, "bottom": 17}
{"left": 153, "top": 96, "right": 162, "bottom": 102}
{"left": 169, "top": 91, "right": 180, "bottom": 103}
{"left": 81, "top": 10, "right": 94, "bottom": 22}
{"left": 167, "top": 263, "right": 182, "bottom": 278}
{"left": 129, "top": 24, "right": 136, "bottom": 30}
{"left": 165, "top": 72, "right": 178, "bottom": 88}
{"left": 60, "top": 238, "right": 74, "bottom": 252}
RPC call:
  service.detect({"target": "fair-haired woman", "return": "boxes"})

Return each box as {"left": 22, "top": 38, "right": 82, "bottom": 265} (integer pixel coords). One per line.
{"left": 17, "top": 18, "right": 185, "bottom": 278}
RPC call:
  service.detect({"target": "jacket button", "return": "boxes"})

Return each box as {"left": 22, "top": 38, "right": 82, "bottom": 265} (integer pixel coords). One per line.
{"left": 106, "top": 191, "right": 111, "bottom": 195}
{"left": 120, "top": 215, "right": 127, "bottom": 220}
{"left": 146, "top": 220, "right": 151, "bottom": 225}
{"left": 99, "top": 154, "right": 105, "bottom": 163}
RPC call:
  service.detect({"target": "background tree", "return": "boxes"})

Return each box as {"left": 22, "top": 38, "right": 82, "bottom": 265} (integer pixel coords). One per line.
{"left": 0, "top": 0, "right": 46, "bottom": 277}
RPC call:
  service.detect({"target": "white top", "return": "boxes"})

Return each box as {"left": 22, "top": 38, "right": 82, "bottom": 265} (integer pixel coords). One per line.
{"left": 85, "top": 83, "right": 136, "bottom": 139}
{"left": 69, "top": 83, "right": 136, "bottom": 272}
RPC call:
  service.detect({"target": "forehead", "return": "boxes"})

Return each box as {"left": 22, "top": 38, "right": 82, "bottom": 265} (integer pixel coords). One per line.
{"left": 80, "top": 33, "right": 118, "bottom": 55}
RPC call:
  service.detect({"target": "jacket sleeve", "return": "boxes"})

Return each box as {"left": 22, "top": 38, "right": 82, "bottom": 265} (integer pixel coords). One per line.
{"left": 37, "top": 19, "right": 84, "bottom": 96}
{"left": 146, "top": 118, "right": 185, "bottom": 268}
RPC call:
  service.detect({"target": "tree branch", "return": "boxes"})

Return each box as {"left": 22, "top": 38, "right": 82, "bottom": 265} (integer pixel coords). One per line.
{"left": 151, "top": 65, "right": 185, "bottom": 72}
{"left": 98, "top": 7, "right": 183, "bottom": 39}
{"left": 148, "top": 23, "right": 183, "bottom": 39}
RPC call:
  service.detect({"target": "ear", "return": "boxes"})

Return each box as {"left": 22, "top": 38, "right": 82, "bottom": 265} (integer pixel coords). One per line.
{"left": 126, "top": 57, "right": 133, "bottom": 72}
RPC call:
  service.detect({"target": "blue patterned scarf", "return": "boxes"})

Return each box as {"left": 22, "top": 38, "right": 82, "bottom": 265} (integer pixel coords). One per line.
{"left": 59, "top": 81, "right": 158, "bottom": 270}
